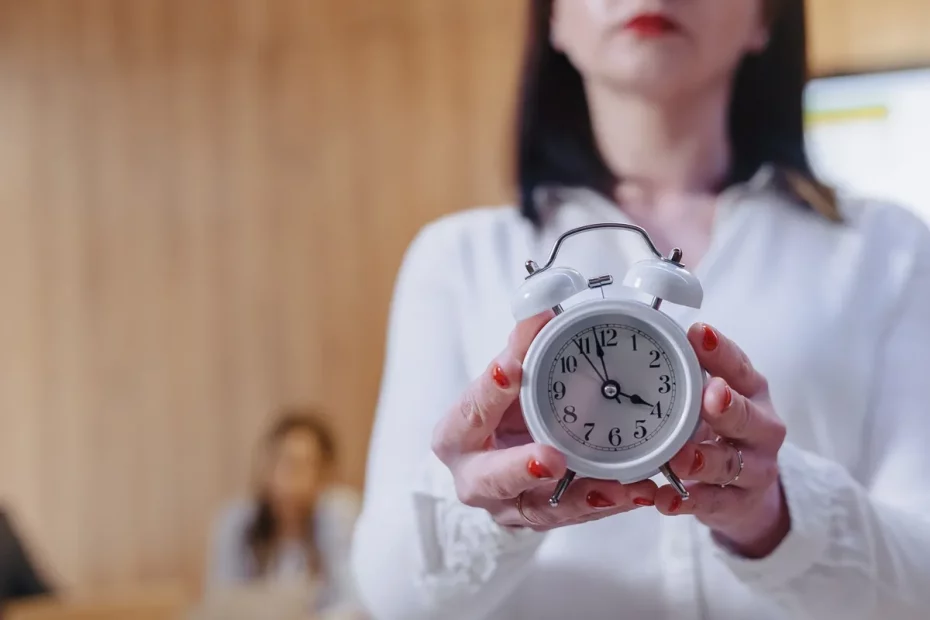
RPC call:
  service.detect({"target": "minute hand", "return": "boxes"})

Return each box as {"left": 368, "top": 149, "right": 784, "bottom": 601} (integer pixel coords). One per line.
{"left": 572, "top": 338, "right": 606, "bottom": 383}
{"left": 593, "top": 331, "right": 610, "bottom": 381}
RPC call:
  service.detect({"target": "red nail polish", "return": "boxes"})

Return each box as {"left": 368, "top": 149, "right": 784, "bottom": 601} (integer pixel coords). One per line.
{"left": 668, "top": 495, "right": 682, "bottom": 513}
{"left": 527, "top": 460, "right": 553, "bottom": 479}
{"left": 702, "top": 325, "right": 719, "bottom": 351}
{"left": 691, "top": 449, "right": 705, "bottom": 475}
{"left": 586, "top": 491, "right": 615, "bottom": 509}
{"left": 491, "top": 365, "right": 510, "bottom": 388}
{"left": 633, "top": 497, "right": 655, "bottom": 507}
{"left": 722, "top": 384, "right": 733, "bottom": 410}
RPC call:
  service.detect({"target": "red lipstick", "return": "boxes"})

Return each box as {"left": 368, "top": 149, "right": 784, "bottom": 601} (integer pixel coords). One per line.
{"left": 624, "top": 13, "right": 678, "bottom": 37}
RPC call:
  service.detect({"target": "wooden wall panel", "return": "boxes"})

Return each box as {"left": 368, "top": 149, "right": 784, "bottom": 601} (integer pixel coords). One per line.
{"left": 0, "top": 0, "right": 524, "bottom": 592}
{"left": 807, "top": 0, "right": 930, "bottom": 74}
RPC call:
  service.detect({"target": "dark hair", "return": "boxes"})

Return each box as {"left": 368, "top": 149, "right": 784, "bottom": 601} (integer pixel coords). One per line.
{"left": 245, "top": 409, "right": 337, "bottom": 577}
{"left": 516, "top": 0, "right": 837, "bottom": 224}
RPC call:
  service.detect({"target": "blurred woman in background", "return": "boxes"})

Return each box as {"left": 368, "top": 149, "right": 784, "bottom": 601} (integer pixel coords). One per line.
{"left": 208, "top": 410, "right": 361, "bottom": 616}
{"left": 352, "top": 0, "right": 930, "bottom": 619}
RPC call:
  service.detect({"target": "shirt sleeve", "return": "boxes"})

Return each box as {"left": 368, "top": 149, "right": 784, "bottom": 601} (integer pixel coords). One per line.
{"left": 316, "top": 488, "right": 365, "bottom": 615}
{"left": 714, "top": 217, "right": 930, "bottom": 619}
{"left": 205, "top": 503, "right": 254, "bottom": 588}
{"left": 350, "top": 218, "right": 545, "bottom": 620}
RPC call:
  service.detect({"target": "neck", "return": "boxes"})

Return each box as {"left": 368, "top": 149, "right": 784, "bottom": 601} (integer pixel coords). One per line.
{"left": 273, "top": 503, "right": 312, "bottom": 540}
{"left": 585, "top": 81, "right": 732, "bottom": 204}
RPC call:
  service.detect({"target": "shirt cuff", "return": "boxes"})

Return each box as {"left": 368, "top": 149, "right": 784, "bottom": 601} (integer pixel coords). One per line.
{"left": 711, "top": 441, "right": 844, "bottom": 590}
{"left": 411, "top": 452, "right": 546, "bottom": 596}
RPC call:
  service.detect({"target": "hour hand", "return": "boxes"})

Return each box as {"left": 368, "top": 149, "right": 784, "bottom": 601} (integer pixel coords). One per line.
{"left": 618, "top": 391, "right": 654, "bottom": 408}
{"left": 629, "top": 394, "right": 655, "bottom": 407}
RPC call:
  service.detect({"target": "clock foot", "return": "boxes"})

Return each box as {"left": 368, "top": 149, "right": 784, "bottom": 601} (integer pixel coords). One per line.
{"left": 660, "top": 464, "right": 690, "bottom": 500}
{"left": 549, "top": 470, "right": 576, "bottom": 507}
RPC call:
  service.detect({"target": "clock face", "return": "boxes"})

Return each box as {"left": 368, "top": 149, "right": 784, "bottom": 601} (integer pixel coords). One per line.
{"left": 531, "top": 312, "right": 690, "bottom": 466}
{"left": 521, "top": 299, "right": 703, "bottom": 482}
{"left": 546, "top": 323, "right": 677, "bottom": 455}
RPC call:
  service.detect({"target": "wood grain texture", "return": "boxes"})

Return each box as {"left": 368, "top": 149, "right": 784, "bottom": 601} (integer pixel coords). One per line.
{"left": 0, "top": 0, "right": 523, "bottom": 592}
{"left": 807, "top": 0, "right": 930, "bottom": 74}
{"left": 0, "top": 0, "right": 926, "bottom": 595}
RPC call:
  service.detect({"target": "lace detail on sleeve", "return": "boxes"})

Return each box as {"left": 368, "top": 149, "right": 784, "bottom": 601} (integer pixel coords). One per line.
{"left": 411, "top": 453, "right": 545, "bottom": 601}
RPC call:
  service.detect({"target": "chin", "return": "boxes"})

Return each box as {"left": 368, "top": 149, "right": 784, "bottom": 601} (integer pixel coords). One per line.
{"left": 595, "top": 45, "right": 695, "bottom": 97}
{"left": 599, "top": 65, "right": 693, "bottom": 101}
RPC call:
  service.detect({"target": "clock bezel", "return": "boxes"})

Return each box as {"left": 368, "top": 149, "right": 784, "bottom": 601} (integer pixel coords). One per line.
{"left": 520, "top": 299, "right": 704, "bottom": 483}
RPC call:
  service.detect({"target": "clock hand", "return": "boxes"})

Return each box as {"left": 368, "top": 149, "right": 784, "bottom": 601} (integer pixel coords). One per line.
{"left": 593, "top": 330, "right": 610, "bottom": 381}
{"left": 628, "top": 394, "right": 655, "bottom": 408}
{"left": 572, "top": 338, "right": 606, "bottom": 383}
{"left": 616, "top": 391, "right": 655, "bottom": 408}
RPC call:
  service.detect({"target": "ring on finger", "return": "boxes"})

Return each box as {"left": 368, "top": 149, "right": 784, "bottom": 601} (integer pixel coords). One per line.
{"left": 515, "top": 491, "right": 535, "bottom": 526}
{"left": 715, "top": 438, "right": 744, "bottom": 488}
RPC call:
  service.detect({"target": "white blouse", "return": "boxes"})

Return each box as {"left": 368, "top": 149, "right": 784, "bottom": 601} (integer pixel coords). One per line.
{"left": 350, "top": 171, "right": 930, "bottom": 620}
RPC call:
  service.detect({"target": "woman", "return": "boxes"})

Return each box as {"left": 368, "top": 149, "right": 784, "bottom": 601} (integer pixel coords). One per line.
{"left": 352, "top": 0, "right": 930, "bottom": 619}
{"left": 208, "top": 410, "right": 361, "bottom": 615}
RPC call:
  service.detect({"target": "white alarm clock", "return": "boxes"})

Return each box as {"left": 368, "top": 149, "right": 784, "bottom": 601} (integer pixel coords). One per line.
{"left": 511, "top": 223, "right": 705, "bottom": 506}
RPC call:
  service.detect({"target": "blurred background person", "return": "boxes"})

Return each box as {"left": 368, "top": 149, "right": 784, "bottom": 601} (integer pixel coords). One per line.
{"left": 207, "top": 410, "right": 362, "bottom": 617}
{"left": 0, "top": 508, "right": 52, "bottom": 610}
{"left": 352, "top": 0, "right": 930, "bottom": 619}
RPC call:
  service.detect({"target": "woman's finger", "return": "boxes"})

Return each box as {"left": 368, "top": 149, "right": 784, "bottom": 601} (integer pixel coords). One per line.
{"left": 667, "top": 440, "right": 775, "bottom": 489}
{"left": 654, "top": 482, "right": 747, "bottom": 519}
{"left": 494, "top": 477, "right": 659, "bottom": 529}
{"left": 688, "top": 323, "right": 767, "bottom": 398}
{"left": 453, "top": 443, "right": 567, "bottom": 508}
{"left": 431, "top": 354, "right": 523, "bottom": 463}
{"left": 701, "top": 377, "right": 783, "bottom": 447}
{"left": 508, "top": 310, "right": 556, "bottom": 361}
{"left": 691, "top": 420, "right": 716, "bottom": 444}
{"left": 432, "top": 313, "right": 553, "bottom": 462}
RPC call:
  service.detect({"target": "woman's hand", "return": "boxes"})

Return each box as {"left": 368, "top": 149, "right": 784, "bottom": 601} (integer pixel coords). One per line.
{"left": 431, "top": 312, "right": 659, "bottom": 531}
{"left": 658, "top": 323, "right": 790, "bottom": 558}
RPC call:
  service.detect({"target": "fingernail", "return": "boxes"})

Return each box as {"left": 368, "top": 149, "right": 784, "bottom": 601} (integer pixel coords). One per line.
{"left": 586, "top": 491, "right": 615, "bottom": 509}
{"left": 491, "top": 364, "right": 510, "bottom": 388}
{"left": 702, "top": 325, "right": 719, "bottom": 351}
{"left": 722, "top": 384, "right": 733, "bottom": 410}
{"left": 690, "top": 449, "right": 705, "bottom": 475}
{"left": 633, "top": 497, "right": 655, "bottom": 507}
{"left": 527, "top": 460, "right": 553, "bottom": 479}
{"left": 668, "top": 495, "right": 682, "bottom": 513}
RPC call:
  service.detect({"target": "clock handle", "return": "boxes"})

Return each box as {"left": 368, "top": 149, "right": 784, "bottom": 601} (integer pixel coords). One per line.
{"left": 659, "top": 464, "right": 690, "bottom": 500}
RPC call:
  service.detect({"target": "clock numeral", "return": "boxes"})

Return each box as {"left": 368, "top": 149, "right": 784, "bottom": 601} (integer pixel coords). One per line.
{"left": 560, "top": 355, "right": 578, "bottom": 374}
{"left": 651, "top": 401, "right": 663, "bottom": 418}
{"left": 583, "top": 423, "right": 595, "bottom": 441}
{"left": 630, "top": 333, "right": 637, "bottom": 351}
{"left": 574, "top": 337, "right": 591, "bottom": 355}
{"left": 634, "top": 420, "right": 647, "bottom": 440}
{"left": 553, "top": 381, "right": 567, "bottom": 400}
{"left": 599, "top": 328, "right": 618, "bottom": 347}
{"left": 609, "top": 427, "right": 622, "bottom": 447}
{"left": 563, "top": 406, "right": 577, "bottom": 424}
{"left": 658, "top": 375, "right": 671, "bottom": 394}
{"left": 649, "top": 350, "right": 661, "bottom": 368}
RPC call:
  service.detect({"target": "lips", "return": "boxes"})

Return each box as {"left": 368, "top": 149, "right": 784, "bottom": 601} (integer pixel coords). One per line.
{"left": 623, "top": 13, "right": 679, "bottom": 36}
